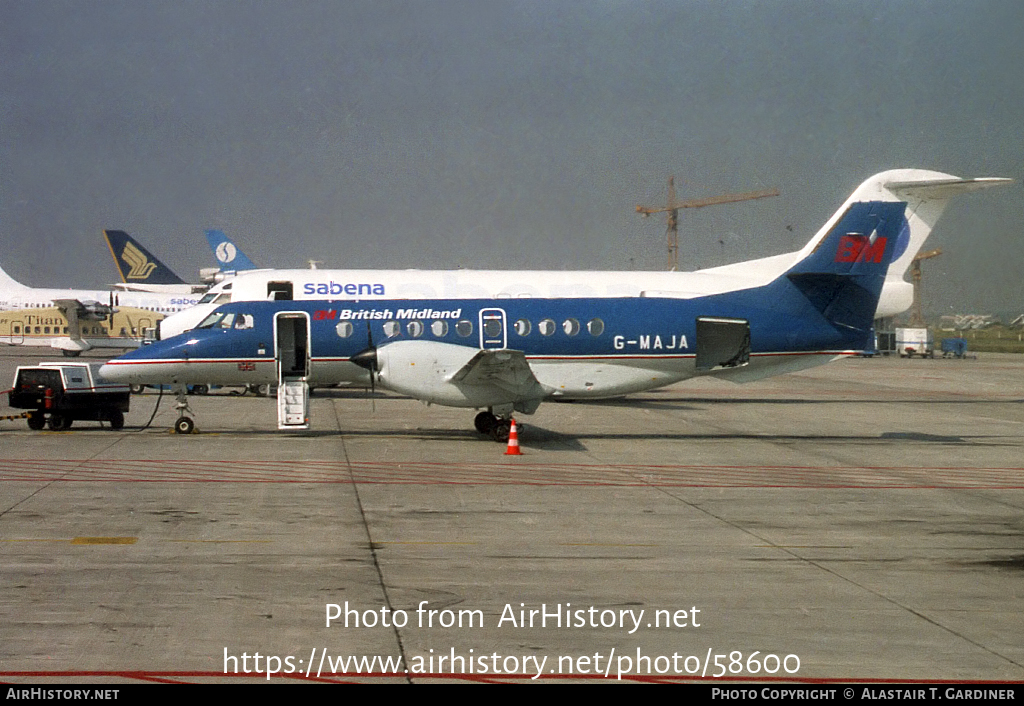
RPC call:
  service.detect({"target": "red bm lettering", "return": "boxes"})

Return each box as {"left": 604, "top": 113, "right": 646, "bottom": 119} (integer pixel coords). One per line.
{"left": 835, "top": 235, "right": 887, "bottom": 263}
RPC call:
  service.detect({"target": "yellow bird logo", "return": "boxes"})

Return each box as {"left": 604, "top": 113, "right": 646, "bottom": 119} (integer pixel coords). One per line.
{"left": 121, "top": 242, "right": 157, "bottom": 280}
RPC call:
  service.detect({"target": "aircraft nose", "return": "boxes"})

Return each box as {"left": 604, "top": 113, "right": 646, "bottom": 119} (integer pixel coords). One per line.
{"left": 98, "top": 363, "right": 127, "bottom": 382}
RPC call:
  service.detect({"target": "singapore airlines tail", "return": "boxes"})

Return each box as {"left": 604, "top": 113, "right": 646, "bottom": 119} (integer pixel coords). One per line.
{"left": 103, "top": 230, "right": 187, "bottom": 285}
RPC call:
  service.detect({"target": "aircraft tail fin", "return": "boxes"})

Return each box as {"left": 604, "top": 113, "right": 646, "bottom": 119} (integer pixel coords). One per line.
{"left": 205, "top": 230, "right": 258, "bottom": 271}
{"left": 103, "top": 230, "right": 187, "bottom": 285}
{"left": 784, "top": 200, "right": 904, "bottom": 335}
{"left": 793, "top": 170, "right": 1012, "bottom": 316}
{"left": 0, "top": 262, "right": 30, "bottom": 291}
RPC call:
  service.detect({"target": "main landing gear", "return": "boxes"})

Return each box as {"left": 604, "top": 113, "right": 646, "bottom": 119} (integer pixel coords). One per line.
{"left": 474, "top": 410, "right": 515, "bottom": 442}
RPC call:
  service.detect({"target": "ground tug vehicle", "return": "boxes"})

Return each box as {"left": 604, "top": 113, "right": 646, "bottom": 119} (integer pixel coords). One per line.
{"left": 8, "top": 362, "right": 130, "bottom": 431}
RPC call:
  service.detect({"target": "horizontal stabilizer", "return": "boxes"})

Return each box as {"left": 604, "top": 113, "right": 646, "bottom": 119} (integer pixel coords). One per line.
{"left": 885, "top": 177, "right": 1014, "bottom": 199}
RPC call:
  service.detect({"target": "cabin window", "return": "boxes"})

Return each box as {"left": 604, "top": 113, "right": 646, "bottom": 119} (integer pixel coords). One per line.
{"left": 335, "top": 321, "right": 353, "bottom": 338}
{"left": 587, "top": 318, "right": 605, "bottom": 336}
{"left": 383, "top": 320, "right": 400, "bottom": 338}
{"left": 483, "top": 318, "right": 502, "bottom": 338}
{"left": 538, "top": 319, "right": 556, "bottom": 336}
{"left": 455, "top": 320, "right": 473, "bottom": 337}
{"left": 562, "top": 318, "right": 580, "bottom": 336}
{"left": 431, "top": 321, "right": 448, "bottom": 337}
{"left": 407, "top": 321, "right": 424, "bottom": 338}
{"left": 514, "top": 319, "right": 531, "bottom": 336}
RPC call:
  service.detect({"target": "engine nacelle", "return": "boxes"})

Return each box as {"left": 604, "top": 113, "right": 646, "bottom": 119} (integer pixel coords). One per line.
{"left": 376, "top": 340, "right": 532, "bottom": 409}
{"left": 78, "top": 302, "right": 114, "bottom": 321}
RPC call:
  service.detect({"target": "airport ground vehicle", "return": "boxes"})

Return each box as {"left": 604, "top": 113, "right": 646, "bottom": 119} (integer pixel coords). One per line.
{"left": 896, "top": 327, "right": 934, "bottom": 358}
{"left": 7, "top": 362, "right": 130, "bottom": 430}
{"left": 941, "top": 337, "right": 969, "bottom": 358}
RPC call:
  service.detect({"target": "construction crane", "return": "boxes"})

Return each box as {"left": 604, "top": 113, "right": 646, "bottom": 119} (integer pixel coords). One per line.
{"left": 636, "top": 176, "right": 779, "bottom": 270}
{"left": 909, "top": 248, "right": 942, "bottom": 327}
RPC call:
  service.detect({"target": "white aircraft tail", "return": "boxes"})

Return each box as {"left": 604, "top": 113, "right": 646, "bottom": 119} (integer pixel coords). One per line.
{"left": 0, "top": 262, "right": 30, "bottom": 292}
{"left": 798, "top": 170, "right": 1013, "bottom": 317}
{"left": 798, "top": 169, "right": 1012, "bottom": 278}
{"left": 705, "top": 169, "right": 1012, "bottom": 318}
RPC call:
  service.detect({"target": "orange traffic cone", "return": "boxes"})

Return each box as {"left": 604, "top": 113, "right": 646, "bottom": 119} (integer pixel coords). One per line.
{"left": 504, "top": 418, "right": 522, "bottom": 455}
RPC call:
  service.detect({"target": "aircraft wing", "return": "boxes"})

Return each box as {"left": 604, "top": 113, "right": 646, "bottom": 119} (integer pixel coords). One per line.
{"left": 448, "top": 348, "right": 548, "bottom": 403}
{"left": 51, "top": 297, "right": 114, "bottom": 321}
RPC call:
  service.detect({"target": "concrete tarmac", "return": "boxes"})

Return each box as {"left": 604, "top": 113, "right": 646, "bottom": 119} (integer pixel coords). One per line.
{"left": 1, "top": 347, "right": 1023, "bottom": 683}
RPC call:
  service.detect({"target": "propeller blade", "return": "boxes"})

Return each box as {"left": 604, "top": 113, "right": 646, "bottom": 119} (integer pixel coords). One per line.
{"left": 351, "top": 322, "right": 378, "bottom": 411}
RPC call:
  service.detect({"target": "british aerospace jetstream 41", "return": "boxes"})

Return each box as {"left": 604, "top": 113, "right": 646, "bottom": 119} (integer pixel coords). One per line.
{"left": 105, "top": 196, "right": 926, "bottom": 437}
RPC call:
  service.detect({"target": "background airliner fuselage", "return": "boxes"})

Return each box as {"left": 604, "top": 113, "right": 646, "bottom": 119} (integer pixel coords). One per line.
{"left": 157, "top": 170, "right": 1012, "bottom": 340}
{"left": 0, "top": 265, "right": 201, "bottom": 353}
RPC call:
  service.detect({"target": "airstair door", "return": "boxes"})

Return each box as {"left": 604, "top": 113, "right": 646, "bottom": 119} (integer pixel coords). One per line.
{"left": 275, "top": 312, "right": 310, "bottom": 430}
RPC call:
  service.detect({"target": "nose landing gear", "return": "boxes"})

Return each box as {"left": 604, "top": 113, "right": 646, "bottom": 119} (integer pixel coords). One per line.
{"left": 174, "top": 386, "right": 196, "bottom": 434}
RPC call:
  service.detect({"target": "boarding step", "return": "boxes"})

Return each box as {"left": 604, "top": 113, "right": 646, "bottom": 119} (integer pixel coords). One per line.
{"left": 277, "top": 379, "right": 309, "bottom": 430}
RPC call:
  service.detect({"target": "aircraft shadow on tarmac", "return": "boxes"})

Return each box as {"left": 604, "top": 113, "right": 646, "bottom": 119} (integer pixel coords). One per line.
{"left": 558, "top": 395, "right": 1024, "bottom": 410}
{"left": 181, "top": 425, "right": 1013, "bottom": 453}
{"left": 968, "top": 555, "right": 1024, "bottom": 572}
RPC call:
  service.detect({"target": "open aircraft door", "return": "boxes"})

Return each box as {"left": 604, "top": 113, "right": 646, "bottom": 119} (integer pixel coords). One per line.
{"left": 274, "top": 312, "right": 310, "bottom": 430}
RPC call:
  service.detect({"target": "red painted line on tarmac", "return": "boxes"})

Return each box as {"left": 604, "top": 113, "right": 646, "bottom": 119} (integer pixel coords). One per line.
{"left": 1, "top": 459, "right": 1022, "bottom": 488}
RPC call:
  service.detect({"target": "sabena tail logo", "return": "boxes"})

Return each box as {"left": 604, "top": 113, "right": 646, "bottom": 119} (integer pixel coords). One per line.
{"left": 122, "top": 242, "right": 158, "bottom": 279}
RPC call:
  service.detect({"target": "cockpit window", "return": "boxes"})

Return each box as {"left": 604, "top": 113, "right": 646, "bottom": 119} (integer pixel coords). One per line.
{"left": 196, "top": 312, "right": 225, "bottom": 329}
{"left": 198, "top": 292, "right": 232, "bottom": 305}
{"left": 196, "top": 312, "right": 251, "bottom": 330}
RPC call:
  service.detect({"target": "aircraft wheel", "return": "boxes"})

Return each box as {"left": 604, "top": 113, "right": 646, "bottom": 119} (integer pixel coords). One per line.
{"left": 174, "top": 416, "right": 195, "bottom": 435}
{"left": 129, "top": 384, "right": 144, "bottom": 394}
{"left": 190, "top": 384, "right": 209, "bottom": 395}
{"left": 490, "top": 420, "right": 512, "bottom": 443}
{"left": 108, "top": 411, "right": 125, "bottom": 430}
{"left": 27, "top": 412, "right": 45, "bottom": 430}
{"left": 61, "top": 350, "right": 81, "bottom": 358}
{"left": 257, "top": 384, "right": 271, "bottom": 397}
{"left": 474, "top": 411, "right": 497, "bottom": 434}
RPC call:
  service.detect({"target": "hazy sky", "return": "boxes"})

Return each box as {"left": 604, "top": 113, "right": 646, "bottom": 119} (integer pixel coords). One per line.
{"left": 2, "top": 1, "right": 1021, "bottom": 316}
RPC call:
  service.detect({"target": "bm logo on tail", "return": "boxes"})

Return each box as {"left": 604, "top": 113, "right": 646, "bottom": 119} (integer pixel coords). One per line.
{"left": 835, "top": 233, "right": 887, "bottom": 263}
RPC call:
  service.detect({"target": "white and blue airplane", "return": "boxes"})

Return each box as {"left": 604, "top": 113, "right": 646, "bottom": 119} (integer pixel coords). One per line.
{"left": 101, "top": 180, "right": 974, "bottom": 438}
